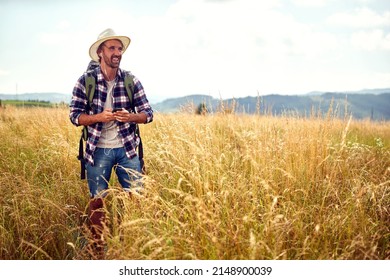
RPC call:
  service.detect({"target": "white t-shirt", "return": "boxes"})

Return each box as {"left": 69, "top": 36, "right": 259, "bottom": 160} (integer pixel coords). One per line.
{"left": 96, "top": 80, "right": 123, "bottom": 148}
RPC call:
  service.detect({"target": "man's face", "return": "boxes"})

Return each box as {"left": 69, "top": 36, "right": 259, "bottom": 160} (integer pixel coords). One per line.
{"left": 100, "top": 39, "right": 123, "bottom": 68}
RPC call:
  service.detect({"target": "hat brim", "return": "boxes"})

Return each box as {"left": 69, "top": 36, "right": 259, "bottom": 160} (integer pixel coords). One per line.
{"left": 89, "top": 35, "right": 131, "bottom": 62}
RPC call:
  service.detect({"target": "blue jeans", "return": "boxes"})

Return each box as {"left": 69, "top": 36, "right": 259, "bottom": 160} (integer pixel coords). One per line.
{"left": 86, "top": 147, "right": 142, "bottom": 198}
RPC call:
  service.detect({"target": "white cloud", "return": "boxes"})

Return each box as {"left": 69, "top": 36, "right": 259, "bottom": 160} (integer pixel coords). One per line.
{"left": 351, "top": 29, "right": 390, "bottom": 51}
{"left": 327, "top": 8, "right": 390, "bottom": 28}
{"left": 330, "top": 71, "right": 390, "bottom": 92}
{"left": 0, "top": 69, "right": 9, "bottom": 76}
{"left": 124, "top": 0, "right": 291, "bottom": 97}
{"left": 56, "top": 20, "right": 71, "bottom": 30}
{"left": 39, "top": 32, "right": 68, "bottom": 45}
{"left": 291, "top": 0, "right": 333, "bottom": 7}
{"left": 121, "top": 0, "right": 349, "bottom": 99}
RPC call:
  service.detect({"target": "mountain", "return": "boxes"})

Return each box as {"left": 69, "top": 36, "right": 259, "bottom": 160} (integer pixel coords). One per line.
{"left": 152, "top": 91, "right": 390, "bottom": 120}
{"left": 152, "top": 94, "right": 215, "bottom": 113}
{"left": 1, "top": 89, "right": 389, "bottom": 120}
{"left": 305, "top": 88, "right": 390, "bottom": 96}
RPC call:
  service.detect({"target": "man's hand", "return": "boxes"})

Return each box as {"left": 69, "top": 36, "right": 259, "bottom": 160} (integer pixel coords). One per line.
{"left": 113, "top": 108, "right": 130, "bottom": 123}
{"left": 78, "top": 109, "right": 115, "bottom": 126}
{"left": 99, "top": 109, "right": 116, "bottom": 123}
{"left": 113, "top": 108, "right": 147, "bottom": 124}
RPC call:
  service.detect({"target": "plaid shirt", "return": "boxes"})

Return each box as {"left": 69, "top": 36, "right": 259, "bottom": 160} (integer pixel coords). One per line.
{"left": 69, "top": 66, "right": 153, "bottom": 165}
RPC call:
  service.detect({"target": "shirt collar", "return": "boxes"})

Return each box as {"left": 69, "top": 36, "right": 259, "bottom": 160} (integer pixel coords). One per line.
{"left": 96, "top": 66, "right": 123, "bottom": 83}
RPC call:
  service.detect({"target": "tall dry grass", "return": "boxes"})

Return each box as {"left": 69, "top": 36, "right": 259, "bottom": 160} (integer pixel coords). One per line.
{"left": 0, "top": 106, "right": 389, "bottom": 259}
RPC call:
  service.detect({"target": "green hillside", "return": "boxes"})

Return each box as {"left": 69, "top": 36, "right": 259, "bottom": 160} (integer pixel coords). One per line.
{"left": 153, "top": 92, "right": 390, "bottom": 120}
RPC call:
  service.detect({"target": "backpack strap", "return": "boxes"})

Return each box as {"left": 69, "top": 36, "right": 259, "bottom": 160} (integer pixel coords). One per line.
{"left": 85, "top": 74, "right": 96, "bottom": 108}
{"left": 78, "top": 136, "right": 86, "bottom": 180}
{"left": 82, "top": 72, "right": 95, "bottom": 141}
{"left": 123, "top": 72, "right": 145, "bottom": 174}
{"left": 78, "top": 71, "right": 96, "bottom": 179}
{"left": 124, "top": 73, "right": 134, "bottom": 107}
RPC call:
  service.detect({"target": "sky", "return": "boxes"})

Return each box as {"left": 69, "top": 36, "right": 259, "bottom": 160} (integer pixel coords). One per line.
{"left": 0, "top": 0, "right": 389, "bottom": 103}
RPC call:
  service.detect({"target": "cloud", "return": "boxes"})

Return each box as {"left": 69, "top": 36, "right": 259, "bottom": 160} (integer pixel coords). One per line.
{"left": 124, "top": 1, "right": 293, "bottom": 93}
{"left": 330, "top": 71, "right": 390, "bottom": 92}
{"left": 326, "top": 7, "right": 390, "bottom": 28}
{"left": 291, "top": 0, "right": 333, "bottom": 7}
{"left": 0, "top": 69, "right": 9, "bottom": 76}
{"left": 38, "top": 20, "right": 73, "bottom": 45}
{"left": 39, "top": 32, "right": 68, "bottom": 45}
{"left": 351, "top": 29, "right": 390, "bottom": 51}
{"left": 56, "top": 20, "right": 71, "bottom": 30}
{"left": 119, "top": 0, "right": 350, "bottom": 99}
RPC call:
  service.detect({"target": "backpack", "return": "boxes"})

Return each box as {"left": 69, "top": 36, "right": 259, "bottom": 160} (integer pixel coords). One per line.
{"left": 77, "top": 62, "right": 145, "bottom": 179}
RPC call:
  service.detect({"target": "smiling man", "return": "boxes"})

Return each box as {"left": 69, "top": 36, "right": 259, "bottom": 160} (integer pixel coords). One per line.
{"left": 69, "top": 28, "right": 153, "bottom": 257}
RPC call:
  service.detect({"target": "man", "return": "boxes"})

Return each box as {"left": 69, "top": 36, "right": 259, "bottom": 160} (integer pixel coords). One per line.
{"left": 69, "top": 28, "right": 153, "bottom": 255}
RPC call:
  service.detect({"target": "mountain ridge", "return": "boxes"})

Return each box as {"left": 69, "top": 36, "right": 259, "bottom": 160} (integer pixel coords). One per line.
{"left": 152, "top": 89, "right": 390, "bottom": 120}
{"left": 1, "top": 88, "right": 389, "bottom": 120}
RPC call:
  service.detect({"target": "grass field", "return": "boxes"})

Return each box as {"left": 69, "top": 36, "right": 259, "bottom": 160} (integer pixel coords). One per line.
{"left": 0, "top": 106, "right": 389, "bottom": 260}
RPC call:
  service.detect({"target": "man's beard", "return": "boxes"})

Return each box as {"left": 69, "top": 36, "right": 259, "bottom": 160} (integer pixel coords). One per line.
{"left": 104, "top": 54, "right": 121, "bottom": 68}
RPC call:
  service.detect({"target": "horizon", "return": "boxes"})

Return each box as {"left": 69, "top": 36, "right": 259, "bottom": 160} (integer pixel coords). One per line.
{"left": 1, "top": 87, "right": 389, "bottom": 104}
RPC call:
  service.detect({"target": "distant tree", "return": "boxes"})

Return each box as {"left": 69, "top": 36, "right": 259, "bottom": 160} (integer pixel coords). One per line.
{"left": 196, "top": 102, "right": 208, "bottom": 115}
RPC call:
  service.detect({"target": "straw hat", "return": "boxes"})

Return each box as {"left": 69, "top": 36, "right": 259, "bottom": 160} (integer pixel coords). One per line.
{"left": 89, "top": 28, "right": 131, "bottom": 62}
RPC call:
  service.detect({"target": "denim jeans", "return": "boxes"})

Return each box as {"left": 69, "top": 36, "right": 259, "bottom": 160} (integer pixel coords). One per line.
{"left": 86, "top": 147, "right": 142, "bottom": 197}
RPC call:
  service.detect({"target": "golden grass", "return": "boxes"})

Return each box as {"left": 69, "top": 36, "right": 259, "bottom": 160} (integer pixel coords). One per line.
{"left": 0, "top": 107, "right": 389, "bottom": 259}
